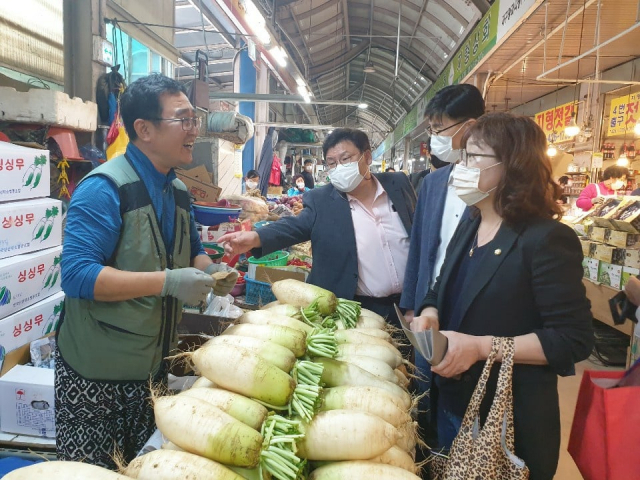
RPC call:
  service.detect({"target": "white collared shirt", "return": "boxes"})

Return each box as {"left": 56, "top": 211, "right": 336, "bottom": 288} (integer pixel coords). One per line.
{"left": 431, "top": 172, "right": 467, "bottom": 288}
{"left": 347, "top": 178, "right": 410, "bottom": 297}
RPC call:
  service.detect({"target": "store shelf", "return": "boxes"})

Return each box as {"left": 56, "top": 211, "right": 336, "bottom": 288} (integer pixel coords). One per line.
{"left": 583, "top": 278, "right": 634, "bottom": 336}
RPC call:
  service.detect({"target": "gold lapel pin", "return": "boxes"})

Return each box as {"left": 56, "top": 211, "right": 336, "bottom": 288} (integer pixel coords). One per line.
{"left": 494, "top": 248, "right": 502, "bottom": 256}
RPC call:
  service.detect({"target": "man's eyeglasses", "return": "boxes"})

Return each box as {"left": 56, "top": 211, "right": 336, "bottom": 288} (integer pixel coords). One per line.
{"left": 151, "top": 117, "right": 202, "bottom": 131}
{"left": 324, "top": 152, "right": 363, "bottom": 170}
{"left": 461, "top": 150, "right": 498, "bottom": 167}
{"left": 427, "top": 119, "right": 467, "bottom": 136}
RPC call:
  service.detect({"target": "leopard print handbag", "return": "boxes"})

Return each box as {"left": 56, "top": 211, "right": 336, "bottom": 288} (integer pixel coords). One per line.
{"left": 429, "top": 337, "right": 530, "bottom": 480}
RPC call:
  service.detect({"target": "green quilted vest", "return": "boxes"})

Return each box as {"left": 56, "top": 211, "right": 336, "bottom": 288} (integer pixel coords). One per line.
{"left": 58, "top": 155, "right": 192, "bottom": 381}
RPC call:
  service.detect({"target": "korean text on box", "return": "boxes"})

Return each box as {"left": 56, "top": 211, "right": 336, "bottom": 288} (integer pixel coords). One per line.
{"left": 0, "top": 246, "right": 62, "bottom": 320}
{"left": 0, "top": 144, "right": 50, "bottom": 202}
{"left": 0, "top": 198, "right": 62, "bottom": 260}
{"left": 0, "top": 291, "right": 64, "bottom": 354}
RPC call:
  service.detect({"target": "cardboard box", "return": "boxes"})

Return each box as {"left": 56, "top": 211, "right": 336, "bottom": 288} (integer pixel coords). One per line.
{"left": 578, "top": 238, "right": 598, "bottom": 258}
{"left": 590, "top": 226, "right": 608, "bottom": 243}
{"left": 592, "top": 244, "right": 620, "bottom": 264}
{"left": 605, "top": 229, "right": 640, "bottom": 249}
{"left": 0, "top": 198, "right": 63, "bottom": 260}
{"left": 0, "top": 247, "right": 62, "bottom": 321}
{"left": 0, "top": 144, "right": 50, "bottom": 202}
{"left": 199, "top": 220, "right": 252, "bottom": 243}
{"left": 621, "top": 266, "right": 639, "bottom": 289}
{"left": 597, "top": 262, "right": 623, "bottom": 289}
{"left": 621, "top": 249, "right": 640, "bottom": 269}
{"left": 0, "top": 364, "right": 55, "bottom": 437}
{"left": 176, "top": 165, "right": 221, "bottom": 203}
{"left": 254, "top": 265, "right": 309, "bottom": 284}
{"left": 0, "top": 292, "right": 64, "bottom": 354}
{"left": 583, "top": 257, "right": 600, "bottom": 282}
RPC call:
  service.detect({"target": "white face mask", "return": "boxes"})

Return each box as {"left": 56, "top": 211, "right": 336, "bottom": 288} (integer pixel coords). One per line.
{"left": 611, "top": 180, "right": 625, "bottom": 190}
{"left": 430, "top": 123, "right": 467, "bottom": 164}
{"left": 330, "top": 155, "right": 365, "bottom": 192}
{"left": 451, "top": 162, "right": 502, "bottom": 206}
{"left": 305, "top": 165, "right": 313, "bottom": 172}
{"left": 296, "top": 182, "right": 305, "bottom": 190}
{"left": 246, "top": 180, "right": 257, "bottom": 190}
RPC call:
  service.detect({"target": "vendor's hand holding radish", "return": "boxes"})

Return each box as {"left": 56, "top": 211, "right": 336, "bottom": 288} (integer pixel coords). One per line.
{"left": 161, "top": 267, "right": 215, "bottom": 305}
{"left": 218, "top": 231, "right": 261, "bottom": 255}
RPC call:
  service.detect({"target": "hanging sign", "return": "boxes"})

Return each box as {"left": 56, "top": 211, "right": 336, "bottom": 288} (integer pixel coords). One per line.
{"left": 534, "top": 101, "right": 577, "bottom": 144}
{"left": 497, "top": 0, "right": 539, "bottom": 41}
{"left": 607, "top": 92, "right": 640, "bottom": 137}
{"left": 420, "top": 142, "right": 428, "bottom": 157}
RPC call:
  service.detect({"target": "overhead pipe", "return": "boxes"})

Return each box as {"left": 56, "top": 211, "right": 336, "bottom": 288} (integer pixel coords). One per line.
{"left": 394, "top": 0, "right": 402, "bottom": 78}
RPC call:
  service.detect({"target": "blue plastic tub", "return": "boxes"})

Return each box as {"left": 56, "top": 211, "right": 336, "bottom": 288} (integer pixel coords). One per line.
{"left": 193, "top": 205, "right": 241, "bottom": 226}
{"left": 244, "top": 277, "right": 277, "bottom": 305}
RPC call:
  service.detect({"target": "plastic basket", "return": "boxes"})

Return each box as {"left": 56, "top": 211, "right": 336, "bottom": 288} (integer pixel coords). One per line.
{"left": 247, "top": 251, "right": 289, "bottom": 278}
{"left": 244, "top": 277, "right": 276, "bottom": 305}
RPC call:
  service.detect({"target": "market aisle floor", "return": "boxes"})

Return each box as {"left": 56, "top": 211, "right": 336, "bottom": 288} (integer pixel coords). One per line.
{"left": 555, "top": 359, "right": 621, "bottom": 479}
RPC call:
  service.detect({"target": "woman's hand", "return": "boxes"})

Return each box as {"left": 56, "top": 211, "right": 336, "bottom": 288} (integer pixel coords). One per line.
{"left": 410, "top": 307, "right": 439, "bottom": 332}
{"left": 432, "top": 331, "right": 483, "bottom": 378}
{"left": 591, "top": 196, "right": 604, "bottom": 206}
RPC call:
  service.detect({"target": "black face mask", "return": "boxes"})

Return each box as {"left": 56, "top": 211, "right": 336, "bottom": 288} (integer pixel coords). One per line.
{"left": 429, "top": 154, "right": 449, "bottom": 170}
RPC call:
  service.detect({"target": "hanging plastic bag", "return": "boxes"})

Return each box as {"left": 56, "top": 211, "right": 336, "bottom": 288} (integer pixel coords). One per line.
{"left": 106, "top": 102, "right": 129, "bottom": 160}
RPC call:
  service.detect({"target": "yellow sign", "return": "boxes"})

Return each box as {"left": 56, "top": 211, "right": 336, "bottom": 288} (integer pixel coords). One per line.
{"left": 534, "top": 101, "right": 577, "bottom": 144}
{"left": 608, "top": 92, "right": 640, "bottom": 136}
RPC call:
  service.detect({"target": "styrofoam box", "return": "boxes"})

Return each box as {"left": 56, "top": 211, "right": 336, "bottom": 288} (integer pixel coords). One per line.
{"left": 0, "top": 291, "right": 64, "bottom": 354}
{"left": 0, "top": 198, "right": 62, "bottom": 260}
{"left": 0, "top": 143, "right": 50, "bottom": 203}
{"left": 0, "top": 247, "right": 63, "bottom": 321}
{"left": 0, "top": 87, "right": 97, "bottom": 132}
{"left": 0, "top": 364, "right": 55, "bottom": 437}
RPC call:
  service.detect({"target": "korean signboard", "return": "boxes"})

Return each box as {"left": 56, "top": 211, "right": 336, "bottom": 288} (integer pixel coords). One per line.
{"left": 534, "top": 101, "right": 578, "bottom": 144}
{"left": 497, "top": 0, "right": 539, "bottom": 40}
{"left": 607, "top": 92, "right": 640, "bottom": 137}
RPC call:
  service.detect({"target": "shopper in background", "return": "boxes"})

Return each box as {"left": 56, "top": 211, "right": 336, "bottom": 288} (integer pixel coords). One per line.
{"left": 557, "top": 175, "right": 569, "bottom": 204}
{"left": 57, "top": 74, "right": 238, "bottom": 468}
{"left": 408, "top": 136, "right": 451, "bottom": 192}
{"left": 218, "top": 128, "right": 416, "bottom": 329}
{"left": 301, "top": 158, "right": 315, "bottom": 189}
{"left": 287, "top": 173, "right": 310, "bottom": 196}
{"left": 411, "top": 113, "right": 594, "bottom": 480}
{"left": 576, "top": 165, "right": 628, "bottom": 211}
{"left": 386, "top": 167, "right": 396, "bottom": 172}
{"left": 245, "top": 169, "right": 260, "bottom": 191}
{"left": 399, "top": 84, "right": 485, "bottom": 445}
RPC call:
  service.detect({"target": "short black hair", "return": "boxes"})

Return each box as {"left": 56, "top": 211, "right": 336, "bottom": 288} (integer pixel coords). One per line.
{"left": 602, "top": 165, "right": 629, "bottom": 181}
{"left": 322, "top": 128, "right": 371, "bottom": 160}
{"left": 246, "top": 169, "right": 259, "bottom": 179}
{"left": 292, "top": 174, "right": 305, "bottom": 183}
{"left": 426, "top": 136, "right": 432, "bottom": 153}
{"left": 385, "top": 167, "right": 395, "bottom": 172}
{"left": 425, "top": 84, "right": 485, "bottom": 123}
{"left": 558, "top": 175, "right": 569, "bottom": 185}
{"left": 120, "top": 74, "right": 188, "bottom": 141}
{"left": 304, "top": 158, "right": 314, "bottom": 165}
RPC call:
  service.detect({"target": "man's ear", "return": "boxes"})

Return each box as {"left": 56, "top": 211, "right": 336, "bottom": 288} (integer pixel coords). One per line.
{"left": 364, "top": 149, "right": 373, "bottom": 165}
{"left": 134, "top": 119, "right": 153, "bottom": 142}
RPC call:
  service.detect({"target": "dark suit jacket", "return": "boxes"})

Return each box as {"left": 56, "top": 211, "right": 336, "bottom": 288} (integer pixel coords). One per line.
{"left": 420, "top": 215, "right": 594, "bottom": 480}
{"left": 255, "top": 172, "right": 416, "bottom": 300}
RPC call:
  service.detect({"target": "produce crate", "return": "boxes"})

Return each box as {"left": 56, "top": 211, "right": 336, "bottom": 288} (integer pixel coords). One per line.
{"left": 244, "top": 277, "right": 276, "bottom": 305}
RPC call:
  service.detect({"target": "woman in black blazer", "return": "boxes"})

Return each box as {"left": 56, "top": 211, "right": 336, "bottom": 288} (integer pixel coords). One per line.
{"left": 411, "top": 113, "right": 594, "bottom": 480}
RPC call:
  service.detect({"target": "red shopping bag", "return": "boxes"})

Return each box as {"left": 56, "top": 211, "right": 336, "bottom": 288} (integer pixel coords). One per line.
{"left": 568, "top": 370, "right": 640, "bottom": 480}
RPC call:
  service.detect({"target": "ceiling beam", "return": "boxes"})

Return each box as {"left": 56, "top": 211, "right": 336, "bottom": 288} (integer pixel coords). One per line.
{"left": 295, "top": 0, "right": 340, "bottom": 21}
{"left": 309, "top": 40, "right": 370, "bottom": 78}
{"left": 468, "top": 0, "right": 490, "bottom": 14}
{"left": 187, "top": 0, "right": 235, "bottom": 47}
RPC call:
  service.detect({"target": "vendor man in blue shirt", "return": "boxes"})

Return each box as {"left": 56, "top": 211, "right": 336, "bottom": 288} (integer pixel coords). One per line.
{"left": 56, "top": 74, "right": 238, "bottom": 468}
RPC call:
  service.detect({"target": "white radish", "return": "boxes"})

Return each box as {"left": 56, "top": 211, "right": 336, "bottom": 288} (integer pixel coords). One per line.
{"left": 337, "top": 342, "right": 403, "bottom": 368}
{"left": 124, "top": 449, "right": 244, "bottom": 480}
{"left": 3, "top": 461, "right": 132, "bottom": 479}
{"left": 192, "top": 377, "right": 216, "bottom": 388}
{"left": 395, "top": 369, "right": 410, "bottom": 388}
{"left": 315, "top": 358, "right": 411, "bottom": 410}
{"left": 396, "top": 421, "right": 418, "bottom": 453}
{"left": 320, "top": 386, "right": 411, "bottom": 427}
{"left": 264, "top": 303, "right": 300, "bottom": 317}
{"left": 351, "top": 328, "right": 392, "bottom": 341}
{"left": 297, "top": 410, "right": 400, "bottom": 461}
{"left": 368, "top": 445, "right": 418, "bottom": 473}
{"left": 360, "top": 308, "right": 386, "bottom": 323}
{"left": 271, "top": 279, "right": 337, "bottom": 315}
{"left": 179, "top": 387, "right": 268, "bottom": 430}
{"left": 162, "top": 442, "right": 185, "bottom": 451}
{"left": 335, "top": 355, "right": 399, "bottom": 384}
{"left": 263, "top": 300, "right": 282, "bottom": 308}
{"left": 223, "top": 323, "right": 307, "bottom": 357}
{"left": 238, "top": 310, "right": 312, "bottom": 334}
{"left": 335, "top": 329, "right": 394, "bottom": 348}
{"left": 154, "top": 395, "right": 263, "bottom": 467}
{"left": 205, "top": 335, "right": 296, "bottom": 372}
{"left": 355, "top": 316, "right": 386, "bottom": 329}
{"left": 309, "top": 461, "right": 421, "bottom": 480}
{"left": 193, "top": 343, "right": 295, "bottom": 406}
